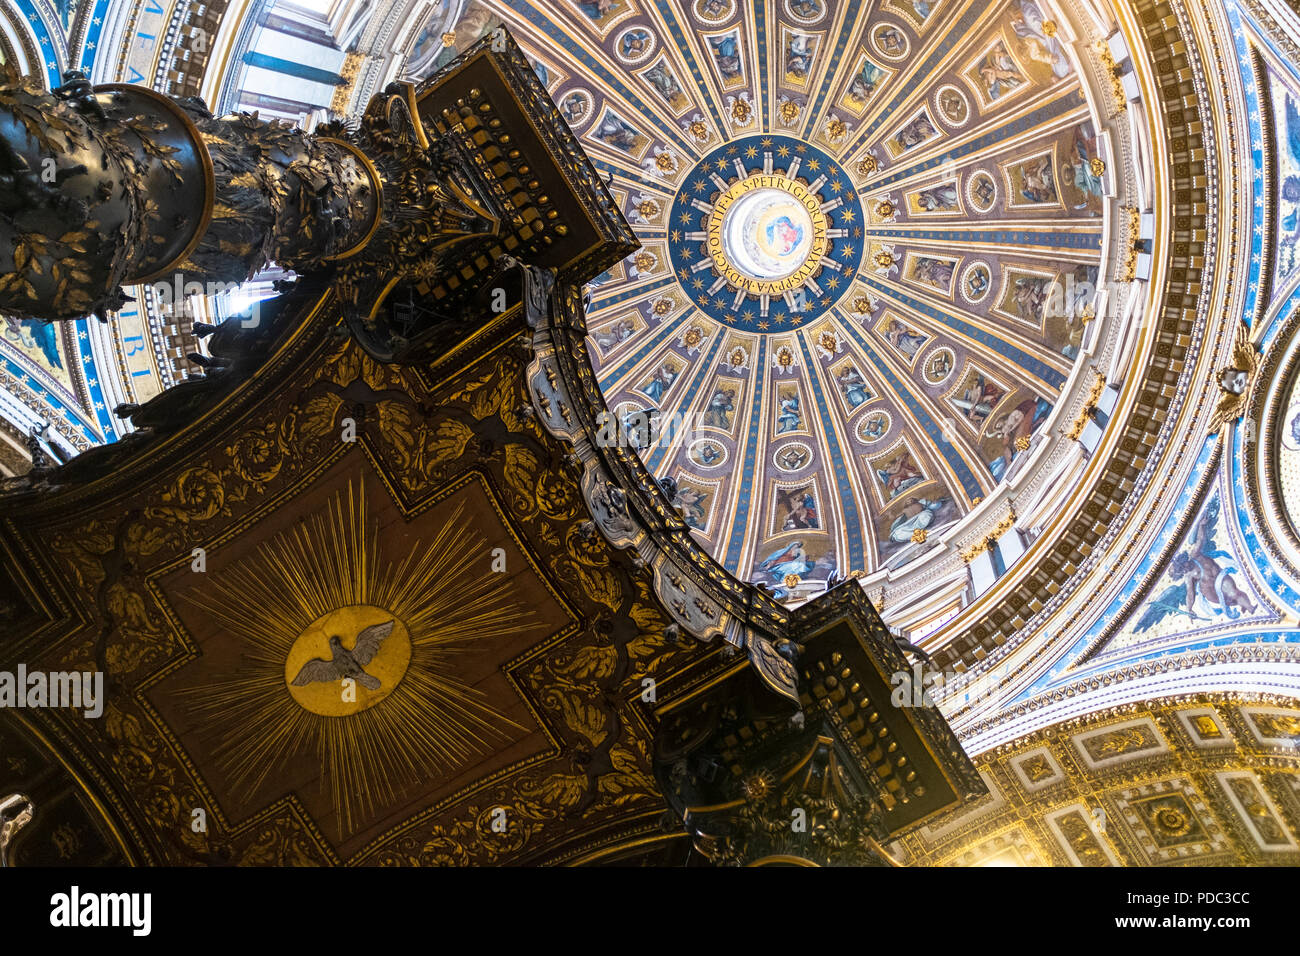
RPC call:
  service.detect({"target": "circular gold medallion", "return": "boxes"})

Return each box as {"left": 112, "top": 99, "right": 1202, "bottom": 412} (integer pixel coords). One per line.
{"left": 668, "top": 135, "right": 863, "bottom": 331}
{"left": 707, "top": 175, "right": 829, "bottom": 296}
{"left": 1153, "top": 807, "right": 1191, "bottom": 837}
{"left": 284, "top": 605, "right": 411, "bottom": 717}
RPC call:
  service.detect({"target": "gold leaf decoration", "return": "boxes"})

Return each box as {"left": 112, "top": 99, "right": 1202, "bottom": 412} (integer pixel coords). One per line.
{"left": 502, "top": 443, "right": 539, "bottom": 513}
{"left": 518, "top": 772, "right": 589, "bottom": 811}
{"left": 153, "top": 467, "right": 227, "bottom": 522}
{"left": 226, "top": 422, "right": 284, "bottom": 484}
{"left": 573, "top": 563, "right": 623, "bottom": 614}
{"left": 556, "top": 643, "right": 618, "bottom": 682}
{"left": 545, "top": 690, "right": 608, "bottom": 748}
{"left": 425, "top": 419, "right": 473, "bottom": 472}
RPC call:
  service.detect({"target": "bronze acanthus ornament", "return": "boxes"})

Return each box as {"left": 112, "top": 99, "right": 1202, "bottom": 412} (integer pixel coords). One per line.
{"left": 0, "top": 66, "right": 512, "bottom": 364}
{"left": 0, "top": 66, "right": 378, "bottom": 322}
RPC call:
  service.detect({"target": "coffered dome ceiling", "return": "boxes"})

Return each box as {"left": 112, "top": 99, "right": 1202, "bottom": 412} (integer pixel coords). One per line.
{"left": 393, "top": 0, "right": 1115, "bottom": 602}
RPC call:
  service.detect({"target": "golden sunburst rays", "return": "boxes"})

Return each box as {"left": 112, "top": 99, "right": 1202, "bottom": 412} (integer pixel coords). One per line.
{"left": 173, "top": 480, "right": 536, "bottom": 837}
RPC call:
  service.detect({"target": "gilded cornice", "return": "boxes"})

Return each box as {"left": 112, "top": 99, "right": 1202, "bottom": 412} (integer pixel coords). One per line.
{"left": 929, "top": 0, "right": 1244, "bottom": 691}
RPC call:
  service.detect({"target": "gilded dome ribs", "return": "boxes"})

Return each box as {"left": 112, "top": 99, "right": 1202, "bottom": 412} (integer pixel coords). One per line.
{"left": 597, "top": 310, "right": 696, "bottom": 398}
{"left": 793, "top": 334, "right": 871, "bottom": 573}
{"left": 859, "top": 90, "right": 1091, "bottom": 192}
{"left": 645, "top": 0, "right": 732, "bottom": 136}
{"left": 835, "top": 311, "right": 990, "bottom": 501}
{"left": 512, "top": 0, "right": 701, "bottom": 158}
{"left": 792, "top": 0, "right": 860, "bottom": 139}
{"left": 861, "top": 279, "right": 1070, "bottom": 394}
{"left": 537, "top": 0, "right": 1114, "bottom": 595}
{"left": 837, "top": 1, "right": 990, "bottom": 155}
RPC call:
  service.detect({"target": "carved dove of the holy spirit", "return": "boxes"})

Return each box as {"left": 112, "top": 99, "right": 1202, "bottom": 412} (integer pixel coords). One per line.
{"left": 290, "top": 621, "right": 396, "bottom": 691}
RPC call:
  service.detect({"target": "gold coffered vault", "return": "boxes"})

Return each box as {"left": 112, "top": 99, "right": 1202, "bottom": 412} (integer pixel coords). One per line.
{"left": 896, "top": 695, "right": 1300, "bottom": 866}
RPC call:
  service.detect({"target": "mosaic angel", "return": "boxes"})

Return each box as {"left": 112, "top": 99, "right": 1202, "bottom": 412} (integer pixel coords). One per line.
{"left": 756, "top": 539, "right": 816, "bottom": 580}
{"left": 640, "top": 363, "right": 678, "bottom": 401}
{"left": 888, "top": 497, "right": 950, "bottom": 543}
{"left": 1134, "top": 497, "right": 1258, "bottom": 632}
{"left": 977, "top": 41, "right": 1026, "bottom": 101}
{"left": 877, "top": 451, "right": 924, "bottom": 498}
{"left": 622, "top": 409, "right": 658, "bottom": 450}
{"left": 1012, "top": 0, "right": 1071, "bottom": 78}
{"left": 593, "top": 114, "right": 643, "bottom": 152}
{"left": 645, "top": 62, "right": 686, "bottom": 107}
{"left": 777, "top": 392, "right": 803, "bottom": 433}
{"left": 987, "top": 396, "right": 1051, "bottom": 479}
{"left": 837, "top": 365, "right": 872, "bottom": 408}
{"left": 1279, "top": 97, "right": 1300, "bottom": 272}
{"left": 894, "top": 113, "right": 938, "bottom": 152}
{"left": 777, "top": 486, "right": 819, "bottom": 530}
{"left": 847, "top": 60, "right": 885, "bottom": 106}
{"left": 786, "top": 34, "right": 816, "bottom": 80}
{"left": 953, "top": 373, "right": 1004, "bottom": 426}
{"left": 911, "top": 256, "right": 955, "bottom": 289}
{"left": 709, "top": 34, "right": 743, "bottom": 81}
{"left": 3, "top": 318, "right": 61, "bottom": 371}
{"left": 677, "top": 484, "right": 709, "bottom": 530}
{"left": 1018, "top": 155, "right": 1057, "bottom": 203}
{"left": 703, "top": 386, "right": 737, "bottom": 429}
{"left": 915, "top": 183, "right": 960, "bottom": 212}
{"left": 1061, "top": 125, "right": 1104, "bottom": 209}
{"left": 426, "top": 2, "right": 502, "bottom": 71}
{"left": 576, "top": 0, "right": 622, "bottom": 22}
{"left": 1010, "top": 274, "right": 1052, "bottom": 321}
{"left": 902, "top": 1, "right": 933, "bottom": 21}
{"left": 884, "top": 319, "right": 927, "bottom": 358}
{"left": 592, "top": 318, "right": 635, "bottom": 351}
{"left": 56, "top": 0, "right": 79, "bottom": 30}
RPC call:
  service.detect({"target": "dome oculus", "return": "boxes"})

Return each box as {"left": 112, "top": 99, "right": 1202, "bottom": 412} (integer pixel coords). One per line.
{"left": 668, "top": 134, "right": 865, "bottom": 331}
